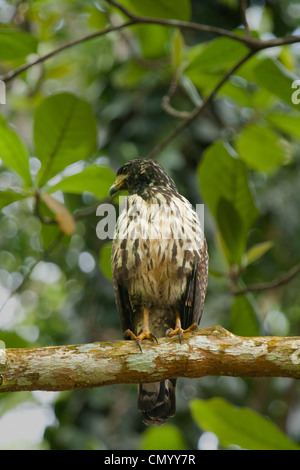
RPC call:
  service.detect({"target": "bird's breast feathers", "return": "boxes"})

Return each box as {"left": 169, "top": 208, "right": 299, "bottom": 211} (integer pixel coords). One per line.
{"left": 112, "top": 191, "right": 204, "bottom": 302}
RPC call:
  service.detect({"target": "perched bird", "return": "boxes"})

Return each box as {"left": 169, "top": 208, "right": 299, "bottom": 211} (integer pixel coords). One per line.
{"left": 110, "top": 158, "right": 208, "bottom": 426}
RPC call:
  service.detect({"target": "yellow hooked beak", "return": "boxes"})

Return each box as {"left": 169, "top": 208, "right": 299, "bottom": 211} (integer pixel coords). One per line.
{"left": 109, "top": 174, "right": 127, "bottom": 197}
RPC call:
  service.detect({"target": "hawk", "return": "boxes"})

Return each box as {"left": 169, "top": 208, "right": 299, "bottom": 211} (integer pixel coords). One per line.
{"left": 109, "top": 158, "right": 208, "bottom": 426}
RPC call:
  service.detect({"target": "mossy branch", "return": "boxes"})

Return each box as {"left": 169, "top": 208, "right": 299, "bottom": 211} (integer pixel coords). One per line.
{"left": 1, "top": 326, "right": 300, "bottom": 393}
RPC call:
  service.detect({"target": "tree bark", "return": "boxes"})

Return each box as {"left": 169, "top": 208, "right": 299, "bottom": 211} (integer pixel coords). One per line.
{"left": 1, "top": 326, "right": 300, "bottom": 393}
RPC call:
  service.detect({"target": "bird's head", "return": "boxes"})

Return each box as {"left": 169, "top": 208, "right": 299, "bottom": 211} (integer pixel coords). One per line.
{"left": 109, "top": 158, "right": 177, "bottom": 197}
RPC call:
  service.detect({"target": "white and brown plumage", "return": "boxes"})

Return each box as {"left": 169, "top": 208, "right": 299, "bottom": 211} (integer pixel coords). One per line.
{"left": 110, "top": 158, "right": 208, "bottom": 426}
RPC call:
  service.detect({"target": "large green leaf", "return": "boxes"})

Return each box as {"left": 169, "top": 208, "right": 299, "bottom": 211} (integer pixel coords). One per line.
{"left": 0, "top": 118, "right": 32, "bottom": 186}
{"left": 48, "top": 165, "right": 115, "bottom": 199}
{"left": 230, "top": 294, "right": 260, "bottom": 337}
{"left": 190, "top": 398, "right": 299, "bottom": 450}
{"left": 0, "top": 190, "right": 27, "bottom": 210}
{"left": 254, "top": 58, "right": 299, "bottom": 110}
{"left": 266, "top": 112, "right": 300, "bottom": 140}
{"left": 34, "top": 93, "right": 97, "bottom": 186}
{"left": 216, "top": 198, "right": 244, "bottom": 265}
{"left": 186, "top": 37, "right": 248, "bottom": 75}
{"left": 116, "top": 0, "right": 191, "bottom": 21}
{"left": 185, "top": 37, "right": 249, "bottom": 94}
{"left": 235, "top": 123, "right": 288, "bottom": 173}
{"left": 218, "top": 78, "right": 253, "bottom": 108}
{"left": 197, "top": 141, "right": 259, "bottom": 264}
{"left": 0, "top": 30, "right": 38, "bottom": 60}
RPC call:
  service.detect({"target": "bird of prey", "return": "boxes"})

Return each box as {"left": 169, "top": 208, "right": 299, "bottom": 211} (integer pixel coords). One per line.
{"left": 109, "top": 158, "right": 208, "bottom": 426}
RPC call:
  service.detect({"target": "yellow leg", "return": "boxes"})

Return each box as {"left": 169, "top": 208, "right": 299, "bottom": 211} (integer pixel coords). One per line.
{"left": 124, "top": 308, "right": 158, "bottom": 352}
{"left": 166, "top": 312, "right": 197, "bottom": 343}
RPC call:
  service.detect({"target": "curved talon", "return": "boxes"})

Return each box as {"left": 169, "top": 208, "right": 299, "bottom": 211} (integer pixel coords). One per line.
{"left": 150, "top": 332, "right": 159, "bottom": 344}
{"left": 166, "top": 322, "right": 198, "bottom": 343}
{"left": 178, "top": 331, "right": 183, "bottom": 344}
{"left": 123, "top": 309, "right": 159, "bottom": 352}
{"left": 124, "top": 328, "right": 158, "bottom": 353}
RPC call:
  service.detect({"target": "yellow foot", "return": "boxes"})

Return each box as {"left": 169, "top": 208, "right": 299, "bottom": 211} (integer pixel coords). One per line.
{"left": 166, "top": 322, "right": 198, "bottom": 343}
{"left": 124, "top": 329, "right": 158, "bottom": 352}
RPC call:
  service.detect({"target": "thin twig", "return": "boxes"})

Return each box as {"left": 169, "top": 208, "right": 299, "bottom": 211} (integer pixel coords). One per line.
{"left": 161, "top": 67, "right": 196, "bottom": 119}
{"left": 107, "top": 0, "right": 300, "bottom": 51}
{"left": 240, "top": 0, "right": 251, "bottom": 38}
{"left": 231, "top": 263, "right": 300, "bottom": 295}
{"left": 147, "top": 49, "right": 255, "bottom": 159}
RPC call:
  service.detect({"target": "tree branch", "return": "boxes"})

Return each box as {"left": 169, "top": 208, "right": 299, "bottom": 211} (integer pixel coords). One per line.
{"left": 232, "top": 263, "right": 300, "bottom": 295}
{"left": 1, "top": 326, "right": 300, "bottom": 393}
{"left": 107, "top": 0, "right": 300, "bottom": 51}
{"left": 108, "top": 0, "right": 252, "bottom": 46}
{"left": 147, "top": 49, "right": 255, "bottom": 159}
{"left": 0, "top": 21, "right": 136, "bottom": 84}
{"left": 2, "top": 0, "right": 300, "bottom": 85}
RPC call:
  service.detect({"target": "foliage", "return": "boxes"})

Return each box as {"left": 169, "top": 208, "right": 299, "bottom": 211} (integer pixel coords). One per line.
{"left": 0, "top": 0, "right": 300, "bottom": 450}
{"left": 190, "top": 398, "right": 299, "bottom": 450}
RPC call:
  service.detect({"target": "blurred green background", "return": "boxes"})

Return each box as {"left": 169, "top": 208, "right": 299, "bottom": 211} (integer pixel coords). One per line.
{"left": 1, "top": 0, "right": 300, "bottom": 450}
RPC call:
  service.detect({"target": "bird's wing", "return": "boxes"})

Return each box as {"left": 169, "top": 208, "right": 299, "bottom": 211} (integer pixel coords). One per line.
{"left": 111, "top": 234, "right": 135, "bottom": 333}
{"left": 181, "top": 239, "right": 208, "bottom": 330}
{"left": 113, "top": 279, "right": 134, "bottom": 333}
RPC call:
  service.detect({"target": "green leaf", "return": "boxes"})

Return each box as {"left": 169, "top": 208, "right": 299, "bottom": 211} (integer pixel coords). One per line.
{"left": 48, "top": 165, "right": 115, "bottom": 199}
{"left": 0, "top": 30, "right": 38, "bottom": 60}
{"left": 171, "top": 29, "right": 184, "bottom": 70}
{"left": 254, "top": 58, "right": 299, "bottom": 110}
{"left": 190, "top": 397, "right": 299, "bottom": 450}
{"left": 99, "top": 241, "right": 113, "bottom": 281}
{"left": 198, "top": 142, "right": 258, "bottom": 230}
{"left": 186, "top": 37, "right": 248, "bottom": 74}
{"left": 0, "top": 330, "right": 30, "bottom": 348}
{"left": 185, "top": 37, "right": 249, "bottom": 94}
{"left": 116, "top": 0, "right": 191, "bottom": 21}
{"left": 244, "top": 240, "right": 274, "bottom": 267}
{"left": 0, "top": 190, "right": 27, "bottom": 210}
{"left": 235, "top": 123, "right": 288, "bottom": 173}
{"left": 230, "top": 294, "right": 260, "bottom": 337}
{"left": 135, "top": 24, "right": 170, "bottom": 60}
{"left": 139, "top": 424, "right": 187, "bottom": 450}
{"left": 197, "top": 141, "right": 259, "bottom": 265}
{"left": 266, "top": 112, "right": 300, "bottom": 141}
{"left": 0, "top": 118, "right": 32, "bottom": 186}
{"left": 216, "top": 198, "right": 244, "bottom": 265}
{"left": 34, "top": 93, "right": 97, "bottom": 186}
{"left": 219, "top": 78, "right": 252, "bottom": 107}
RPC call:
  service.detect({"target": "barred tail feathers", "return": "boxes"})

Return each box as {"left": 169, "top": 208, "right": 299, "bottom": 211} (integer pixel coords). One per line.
{"left": 137, "top": 379, "right": 176, "bottom": 426}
